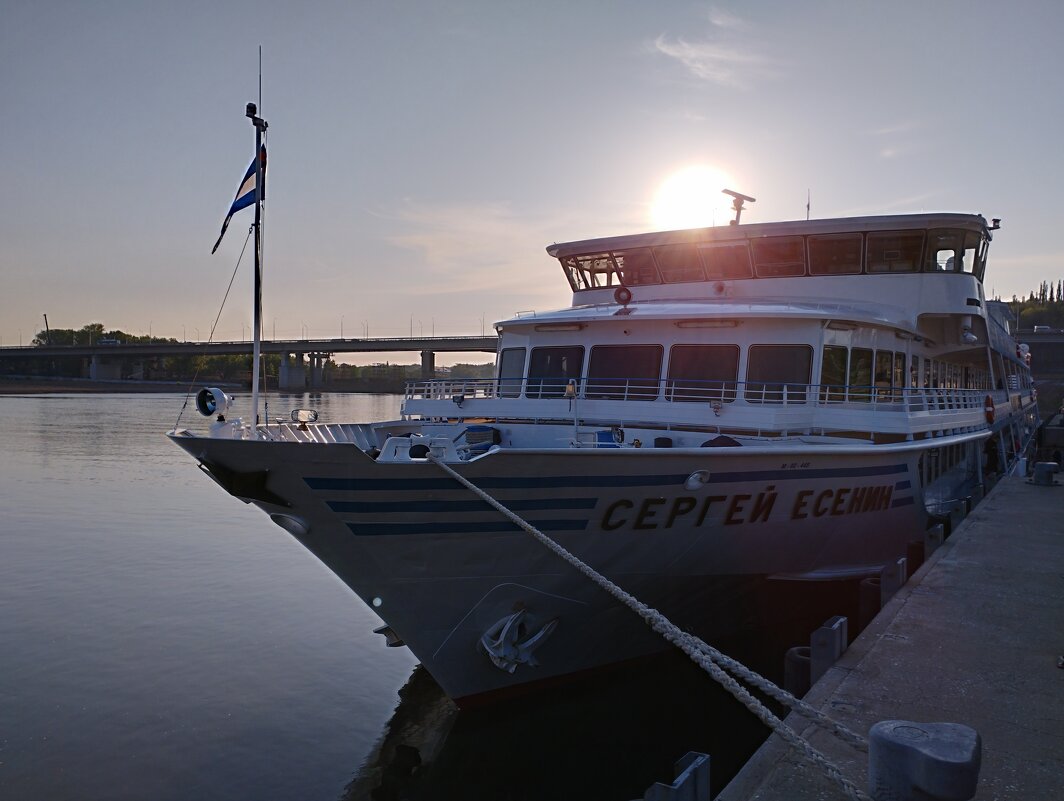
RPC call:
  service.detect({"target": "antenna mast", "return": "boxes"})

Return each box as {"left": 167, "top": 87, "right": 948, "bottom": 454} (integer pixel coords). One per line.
{"left": 246, "top": 101, "right": 267, "bottom": 427}
{"left": 722, "top": 189, "right": 756, "bottom": 225}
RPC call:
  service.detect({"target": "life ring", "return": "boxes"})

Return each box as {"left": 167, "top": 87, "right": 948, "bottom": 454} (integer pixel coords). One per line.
{"left": 614, "top": 286, "right": 632, "bottom": 306}
{"left": 984, "top": 395, "right": 995, "bottom": 425}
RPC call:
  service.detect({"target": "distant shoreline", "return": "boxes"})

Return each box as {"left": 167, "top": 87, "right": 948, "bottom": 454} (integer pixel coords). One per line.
{"left": 0, "top": 376, "right": 407, "bottom": 395}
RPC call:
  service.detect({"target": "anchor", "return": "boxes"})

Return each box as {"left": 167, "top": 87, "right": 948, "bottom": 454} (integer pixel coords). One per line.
{"left": 478, "top": 609, "right": 559, "bottom": 673}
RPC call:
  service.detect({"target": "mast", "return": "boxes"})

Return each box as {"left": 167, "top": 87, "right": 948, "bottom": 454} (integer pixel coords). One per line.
{"left": 246, "top": 102, "right": 268, "bottom": 426}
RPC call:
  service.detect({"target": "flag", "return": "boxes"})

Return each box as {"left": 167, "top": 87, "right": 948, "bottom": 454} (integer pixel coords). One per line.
{"left": 212, "top": 145, "right": 266, "bottom": 254}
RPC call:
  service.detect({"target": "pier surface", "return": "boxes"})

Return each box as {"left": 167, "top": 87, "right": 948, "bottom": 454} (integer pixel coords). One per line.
{"left": 719, "top": 475, "right": 1064, "bottom": 800}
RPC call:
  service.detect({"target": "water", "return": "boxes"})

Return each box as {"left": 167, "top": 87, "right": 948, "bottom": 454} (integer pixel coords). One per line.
{"left": 3, "top": 391, "right": 853, "bottom": 800}
{"left": 0, "top": 392, "right": 417, "bottom": 801}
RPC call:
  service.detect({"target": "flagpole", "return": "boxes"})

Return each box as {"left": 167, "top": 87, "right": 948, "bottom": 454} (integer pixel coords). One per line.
{"left": 246, "top": 102, "right": 268, "bottom": 428}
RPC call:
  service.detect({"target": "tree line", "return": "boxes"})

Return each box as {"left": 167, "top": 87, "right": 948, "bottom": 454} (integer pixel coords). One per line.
{"left": 1002, "top": 281, "right": 1064, "bottom": 330}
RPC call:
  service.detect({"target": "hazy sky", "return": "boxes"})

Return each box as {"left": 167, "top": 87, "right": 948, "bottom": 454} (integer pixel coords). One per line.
{"left": 3, "top": 1, "right": 1063, "bottom": 359}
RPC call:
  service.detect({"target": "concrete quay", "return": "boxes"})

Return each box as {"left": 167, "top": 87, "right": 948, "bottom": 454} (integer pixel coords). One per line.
{"left": 718, "top": 475, "right": 1064, "bottom": 800}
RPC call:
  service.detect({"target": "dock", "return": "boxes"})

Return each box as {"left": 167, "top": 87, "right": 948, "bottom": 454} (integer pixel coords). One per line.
{"left": 717, "top": 474, "right": 1064, "bottom": 800}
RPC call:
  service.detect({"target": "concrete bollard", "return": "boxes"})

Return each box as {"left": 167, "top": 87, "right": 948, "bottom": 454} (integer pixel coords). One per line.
{"left": 869, "top": 720, "right": 981, "bottom": 801}
{"left": 641, "top": 752, "right": 710, "bottom": 801}
{"left": 859, "top": 577, "right": 881, "bottom": 631}
{"left": 880, "top": 557, "right": 907, "bottom": 606}
{"left": 924, "top": 524, "right": 945, "bottom": 561}
{"left": 810, "top": 615, "right": 848, "bottom": 685}
{"left": 784, "top": 646, "right": 811, "bottom": 697}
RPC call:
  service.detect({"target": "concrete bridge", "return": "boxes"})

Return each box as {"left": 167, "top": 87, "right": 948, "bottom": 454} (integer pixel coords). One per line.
{"left": 0, "top": 335, "right": 498, "bottom": 390}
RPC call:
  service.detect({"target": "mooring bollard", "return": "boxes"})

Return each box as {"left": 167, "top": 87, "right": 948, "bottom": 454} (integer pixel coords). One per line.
{"left": 924, "top": 524, "right": 945, "bottom": 561}
{"left": 880, "top": 557, "right": 907, "bottom": 607}
{"left": 868, "top": 720, "right": 980, "bottom": 801}
{"left": 810, "top": 615, "right": 848, "bottom": 685}
{"left": 784, "top": 645, "right": 811, "bottom": 697}
{"left": 640, "top": 752, "right": 710, "bottom": 801}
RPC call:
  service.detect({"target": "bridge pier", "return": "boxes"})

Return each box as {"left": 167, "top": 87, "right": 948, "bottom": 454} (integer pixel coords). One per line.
{"left": 89, "top": 355, "right": 122, "bottom": 381}
{"left": 309, "top": 353, "right": 331, "bottom": 389}
{"left": 279, "top": 353, "right": 306, "bottom": 391}
{"left": 421, "top": 350, "right": 436, "bottom": 380}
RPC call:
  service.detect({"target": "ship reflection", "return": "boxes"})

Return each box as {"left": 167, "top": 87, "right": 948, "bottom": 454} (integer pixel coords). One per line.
{"left": 344, "top": 577, "right": 864, "bottom": 801}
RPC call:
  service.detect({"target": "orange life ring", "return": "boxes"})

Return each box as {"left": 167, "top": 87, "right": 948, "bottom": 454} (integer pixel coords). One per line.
{"left": 984, "top": 395, "right": 995, "bottom": 425}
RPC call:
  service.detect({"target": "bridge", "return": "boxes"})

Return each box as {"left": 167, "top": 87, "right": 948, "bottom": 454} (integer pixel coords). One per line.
{"left": 0, "top": 335, "right": 499, "bottom": 390}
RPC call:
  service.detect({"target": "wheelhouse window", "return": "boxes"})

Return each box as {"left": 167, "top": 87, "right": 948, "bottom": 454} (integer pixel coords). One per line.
{"left": 700, "top": 243, "right": 753, "bottom": 279}
{"left": 586, "top": 345, "right": 663, "bottom": 400}
{"left": 752, "top": 236, "right": 806, "bottom": 277}
{"left": 560, "top": 254, "right": 619, "bottom": 291}
{"left": 925, "top": 228, "right": 982, "bottom": 275}
{"left": 746, "top": 345, "right": 812, "bottom": 403}
{"left": 614, "top": 249, "right": 660, "bottom": 285}
{"left": 820, "top": 345, "right": 848, "bottom": 402}
{"left": 667, "top": 345, "right": 740, "bottom": 402}
{"left": 809, "top": 234, "right": 862, "bottom": 275}
{"left": 498, "top": 347, "right": 526, "bottom": 397}
{"left": 654, "top": 243, "right": 704, "bottom": 283}
{"left": 867, "top": 231, "right": 924, "bottom": 273}
{"left": 527, "top": 346, "right": 584, "bottom": 399}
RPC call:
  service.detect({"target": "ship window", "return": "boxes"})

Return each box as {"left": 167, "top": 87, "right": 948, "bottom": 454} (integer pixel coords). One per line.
{"left": 498, "top": 347, "right": 526, "bottom": 397}
{"left": 848, "top": 348, "right": 873, "bottom": 402}
{"left": 527, "top": 346, "right": 584, "bottom": 399}
{"left": 893, "top": 352, "right": 907, "bottom": 397}
{"left": 613, "top": 249, "right": 660, "bottom": 286}
{"left": 867, "top": 231, "right": 924, "bottom": 273}
{"left": 560, "top": 254, "right": 619, "bottom": 290}
{"left": 752, "top": 236, "right": 806, "bottom": 277}
{"left": 586, "top": 345, "right": 663, "bottom": 400}
{"left": 654, "top": 243, "right": 704, "bottom": 283}
{"left": 925, "top": 228, "right": 982, "bottom": 274}
{"left": 820, "top": 345, "right": 848, "bottom": 402}
{"left": 745, "top": 345, "right": 812, "bottom": 403}
{"left": 809, "top": 234, "right": 863, "bottom": 275}
{"left": 699, "top": 242, "right": 753, "bottom": 279}
{"left": 667, "top": 345, "right": 740, "bottom": 403}
{"left": 874, "top": 350, "right": 895, "bottom": 401}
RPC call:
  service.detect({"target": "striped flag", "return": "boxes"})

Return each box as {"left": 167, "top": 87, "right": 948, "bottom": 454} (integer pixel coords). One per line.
{"left": 212, "top": 145, "right": 266, "bottom": 254}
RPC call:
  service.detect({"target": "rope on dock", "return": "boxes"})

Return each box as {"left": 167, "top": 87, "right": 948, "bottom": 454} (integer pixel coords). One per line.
{"left": 429, "top": 455, "right": 872, "bottom": 801}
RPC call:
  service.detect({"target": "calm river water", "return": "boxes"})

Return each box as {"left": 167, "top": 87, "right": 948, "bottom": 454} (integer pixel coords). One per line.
{"left": 1, "top": 391, "right": 793, "bottom": 801}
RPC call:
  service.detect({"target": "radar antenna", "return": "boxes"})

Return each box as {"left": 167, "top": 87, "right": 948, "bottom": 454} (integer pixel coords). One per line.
{"left": 722, "top": 189, "right": 756, "bottom": 225}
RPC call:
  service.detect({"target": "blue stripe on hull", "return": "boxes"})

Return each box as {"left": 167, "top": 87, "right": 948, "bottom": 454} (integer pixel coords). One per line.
{"left": 346, "top": 518, "right": 590, "bottom": 536}
{"left": 891, "top": 496, "right": 915, "bottom": 508}
{"left": 306, "top": 463, "right": 909, "bottom": 493}
{"left": 329, "top": 497, "right": 598, "bottom": 513}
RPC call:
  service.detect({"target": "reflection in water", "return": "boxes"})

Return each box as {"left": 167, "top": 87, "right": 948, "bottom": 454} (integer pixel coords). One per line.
{"left": 348, "top": 578, "right": 866, "bottom": 801}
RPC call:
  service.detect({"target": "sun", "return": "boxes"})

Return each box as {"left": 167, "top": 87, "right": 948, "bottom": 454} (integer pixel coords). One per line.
{"left": 650, "top": 165, "right": 735, "bottom": 231}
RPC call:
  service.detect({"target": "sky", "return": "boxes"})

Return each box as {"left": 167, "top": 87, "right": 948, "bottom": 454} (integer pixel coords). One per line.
{"left": 3, "top": 1, "right": 1063, "bottom": 363}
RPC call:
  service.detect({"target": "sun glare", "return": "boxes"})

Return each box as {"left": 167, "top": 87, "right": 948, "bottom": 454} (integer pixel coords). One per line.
{"left": 650, "top": 165, "right": 735, "bottom": 231}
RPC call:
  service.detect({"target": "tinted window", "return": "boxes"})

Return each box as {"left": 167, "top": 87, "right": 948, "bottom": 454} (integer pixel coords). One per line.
{"left": 820, "top": 345, "right": 847, "bottom": 402}
{"left": 809, "top": 234, "right": 862, "bottom": 275}
{"left": 667, "top": 345, "right": 740, "bottom": 402}
{"left": 848, "top": 347, "right": 873, "bottom": 402}
{"left": 586, "top": 345, "right": 663, "bottom": 400}
{"left": 527, "top": 346, "right": 584, "bottom": 399}
{"left": 752, "top": 237, "right": 805, "bottom": 277}
{"left": 700, "top": 243, "right": 752, "bottom": 279}
{"left": 614, "top": 249, "right": 660, "bottom": 285}
{"left": 746, "top": 345, "right": 812, "bottom": 403}
{"left": 867, "top": 231, "right": 924, "bottom": 273}
{"left": 654, "top": 243, "right": 704, "bottom": 283}
{"left": 498, "top": 347, "right": 526, "bottom": 397}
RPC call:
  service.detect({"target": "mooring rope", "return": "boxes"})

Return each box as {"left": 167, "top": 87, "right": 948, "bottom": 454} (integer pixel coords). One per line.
{"left": 429, "top": 454, "right": 872, "bottom": 801}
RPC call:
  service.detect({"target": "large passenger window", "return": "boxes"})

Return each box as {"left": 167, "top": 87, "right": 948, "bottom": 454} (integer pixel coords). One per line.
{"left": 809, "top": 234, "right": 862, "bottom": 275}
{"left": 867, "top": 231, "right": 924, "bottom": 273}
{"left": 752, "top": 236, "right": 806, "bottom": 277}
{"left": 586, "top": 345, "right": 663, "bottom": 400}
{"left": 498, "top": 347, "right": 526, "bottom": 397}
{"left": 925, "top": 228, "right": 982, "bottom": 274}
{"left": 667, "top": 345, "right": 740, "bottom": 402}
{"left": 848, "top": 348, "right": 873, "bottom": 402}
{"left": 746, "top": 345, "right": 812, "bottom": 403}
{"left": 654, "top": 243, "right": 704, "bottom": 283}
{"left": 820, "top": 345, "right": 848, "bottom": 402}
{"left": 699, "top": 243, "right": 752, "bottom": 279}
{"left": 527, "top": 346, "right": 584, "bottom": 399}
